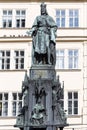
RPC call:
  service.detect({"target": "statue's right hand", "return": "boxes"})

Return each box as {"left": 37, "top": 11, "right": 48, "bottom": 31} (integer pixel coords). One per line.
{"left": 26, "top": 30, "right": 32, "bottom": 36}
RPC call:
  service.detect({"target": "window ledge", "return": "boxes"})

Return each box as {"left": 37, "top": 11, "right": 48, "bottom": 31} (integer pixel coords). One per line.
{"left": 56, "top": 69, "right": 81, "bottom": 72}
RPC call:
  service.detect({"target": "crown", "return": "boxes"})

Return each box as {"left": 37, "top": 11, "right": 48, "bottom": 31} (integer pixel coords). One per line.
{"left": 40, "top": 2, "right": 46, "bottom": 8}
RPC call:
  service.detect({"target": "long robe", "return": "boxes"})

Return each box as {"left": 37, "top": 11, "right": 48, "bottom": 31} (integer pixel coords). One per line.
{"left": 31, "top": 14, "right": 57, "bottom": 55}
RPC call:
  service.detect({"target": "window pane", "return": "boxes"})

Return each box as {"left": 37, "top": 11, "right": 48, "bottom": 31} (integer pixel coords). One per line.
{"left": 21, "top": 10, "right": 25, "bottom": 15}
{"left": 75, "top": 18, "right": 78, "bottom": 27}
{"left": 75, "top": 10, "right": 78, "bottom": 17}
{"left": 74, "top": 108, "right": 78, "bottom": 114}
{"left": 20, "top": 51, "right": 24, "bottom": 56}
{"left": 16, "top": 10, "right": 20, "bottom": 15}
{"left": 4, "top": 93, "right": 8, "bottom": 100}
{"left": 8, "top": 10, "right": 12, "bottom": 15}
{"left": 61, "top": 18, "right": 65, "bottom": 27}
{"left": 68, "top": 92, "right": 72, "bottom": 99}
{"left": 68, "top": 107, "right": 72, "bottom": 115}
{"left": 12, "top": 102, "right": 16, "bottom": 116}
{"left": 74, "top": 101, "right": 78, "bottom": 107}
{"left": 8, "top": 20, "right": 12, "bottom": 27}
{"left": 69, "top": 10, "right": 73, "bottom": 17}
{"left": 69, "top": 18, "right": 73, "bottom": 27}
{"left": 74, "top": 92, "right": 78, "bottom": 99}
{"left": 3, "top": 20, "right": 6, "bottom": 28}
{"left": 56, "top": 18, "right": 60, "bottom": 27}
{"left": 18, "top": 93, "right": 22, "bottom": 100}
{"left": 21, "top": 19, "right": 25, "bottom": 27}
{"left": 13, "top": 93, "right": 17, "bottom": 100}
{"left": 3, "top": 10, "right": 7, "bottom": 15}
{"left": 3, "top": 102, "right": 8, "bottom": 116}
{"left": 16, "top": 19, "right": 20, "bottom": 28}
{"left": 61, "top": 10, "right": 65, "bottom": 16}
{"left": 56, "top": 10, "right": 60, "bottom": 16}
{"left": 6, "top": 51, "right": 10, "bottom": 56}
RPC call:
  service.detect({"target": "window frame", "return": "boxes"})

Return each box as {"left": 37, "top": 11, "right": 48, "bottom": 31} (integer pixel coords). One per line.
{"left": 14, "top": 50, "right": 25, "bottom": 70}
{"left": 15, "top": 10, "right": 26, "bottom": 28}
{"left": 12, "top": 92, "right": 22, "bottom": 116}
{"left": 69, "top": 9, "right": 79, "bottom": 27}
{"left": 68, "top": 49, "right": 78, "bottom": 69}
{"left": 0, "top": 50, "right": 10, "bottom": 70}
{"left": 0, "top": 93, "right": 8, "bottom": 117}
{"left": 68, "top": 91, "right": 78, "bottom": 115}
{"left": 56, "top": 49, "right": 65, "bottom": 69}
{"left": 2, "top": 10, "right": 12, "bottom": 28}
{"left": 55, "top": 9, "right": 79, "bottom": 28}
{"left": 56, "top": 9, "right": 65, "bottom": 27}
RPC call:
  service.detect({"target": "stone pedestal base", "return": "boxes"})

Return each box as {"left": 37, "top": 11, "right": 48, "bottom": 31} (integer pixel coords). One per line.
{"left": 30, "top": 65, "right": 56, "bottom": 80}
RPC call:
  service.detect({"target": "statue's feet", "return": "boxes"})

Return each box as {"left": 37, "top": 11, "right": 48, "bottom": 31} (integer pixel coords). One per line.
{"left": 48, "top": 61, "right": 52, "bottom": 65}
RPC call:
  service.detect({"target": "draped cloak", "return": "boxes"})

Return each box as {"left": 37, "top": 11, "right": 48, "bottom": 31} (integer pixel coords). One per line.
{"left": 31, "top": 14, "right": 57, "bottom": 55}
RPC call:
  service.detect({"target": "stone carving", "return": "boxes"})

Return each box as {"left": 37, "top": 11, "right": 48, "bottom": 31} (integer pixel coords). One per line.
{"left": 29, "top": 2, "right": 57, "bottom": 65}
{"left": 52, "top": 76, "right": 67, "bottom": 124}
{"left": 15, "top": 114, "right": 24, "bottom": 127}
{"left": 52, "top": 76, "right": 64, "bottom": 105}
{"left": 35, "top": 76, "right": 46, "bottom": 103}
{"left": 30, "top": 102, "right": 45, "bottom": 125}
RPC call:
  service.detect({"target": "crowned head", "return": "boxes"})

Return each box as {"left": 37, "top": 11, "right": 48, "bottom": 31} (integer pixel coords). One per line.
{"left": 40, "top": 2, "right": 48, "bottom": 15}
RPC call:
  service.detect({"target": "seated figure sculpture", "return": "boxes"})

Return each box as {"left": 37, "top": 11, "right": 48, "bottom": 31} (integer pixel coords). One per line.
{"left": 30, "top": 101, "right": 45, "bottom": 125}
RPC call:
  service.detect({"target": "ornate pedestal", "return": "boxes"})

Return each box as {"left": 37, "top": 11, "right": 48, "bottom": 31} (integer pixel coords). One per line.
{"left": 15, "top": 65, "right": 68, "bottom": 130}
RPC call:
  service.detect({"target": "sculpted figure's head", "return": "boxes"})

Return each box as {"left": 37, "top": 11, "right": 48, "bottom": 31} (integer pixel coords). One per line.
{"left": 40, "top": 2, "right": 48, "bottom": 15}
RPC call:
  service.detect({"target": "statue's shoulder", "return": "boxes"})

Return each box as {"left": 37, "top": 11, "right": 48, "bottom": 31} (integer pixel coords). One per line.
{"left": 46, "top": 15, "right": 54, "bottom": 21}
{"left": 35, "top": 15, "right": 42, "bottom": 21}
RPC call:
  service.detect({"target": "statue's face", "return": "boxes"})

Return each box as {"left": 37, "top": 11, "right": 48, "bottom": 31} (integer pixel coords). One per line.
{"left": 41, "top": 6, "right": 46, "bottom": 15}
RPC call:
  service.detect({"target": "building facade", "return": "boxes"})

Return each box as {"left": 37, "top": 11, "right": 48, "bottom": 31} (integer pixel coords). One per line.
{"left": 0, "top": 0, "right": 87, "bottom": 130}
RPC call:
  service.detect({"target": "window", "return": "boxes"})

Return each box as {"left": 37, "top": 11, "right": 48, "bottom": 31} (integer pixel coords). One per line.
{"left": 69, "top": 9, "right": 79, "bottom": 27}
{"left": 12, "top": 93, "right": 22, "bottom": 116}
{"left": 2, "top": 10, "right": 12, "bottom": 28}
{"left": 56, "top": 50, "right": 65, "bottom": 69}
{"left": 68, "top": 92, "right": 78, "bottom": 115}
{"left": 0, "top": 50, "right": 10, "bottom": 70}
{"left": 56, "top": 10, "right": 65, "bottom": 27}
{"left": 16, "top": 10, "right": 26, "bottom": 28}
{"left": 68, "top": 49, "right": 78, "bottom": 69}
{"left": 0, "top": 93, "right": 8, "bottom": 116}
{"left": 14, "top": 50, "right": 25, "bottom": 69}
{"left": 56, "top": 9, "right": 79, "bottom": 27}
{"left": 56, "top": 49, "right": 79, "bottom": 69}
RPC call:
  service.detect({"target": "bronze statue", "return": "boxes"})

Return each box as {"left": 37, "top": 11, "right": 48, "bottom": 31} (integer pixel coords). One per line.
{"left": 29, "top": 2, "right": 57, "bottom": 65}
